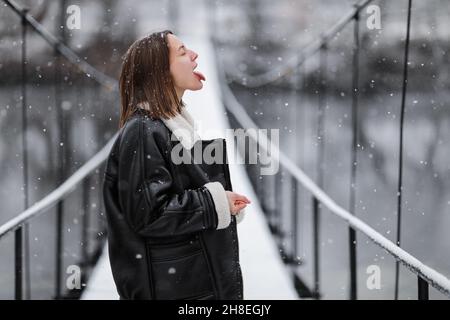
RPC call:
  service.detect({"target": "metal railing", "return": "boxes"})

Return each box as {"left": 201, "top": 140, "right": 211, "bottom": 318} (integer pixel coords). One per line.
{"left": 0, "top": 0, "right": 118, "bottom": 299}
{"left": 213, "top": 0, "right": 450, "bottom": 300}
{"left": 225, "top": 0, "right": 374, "bottom": 89}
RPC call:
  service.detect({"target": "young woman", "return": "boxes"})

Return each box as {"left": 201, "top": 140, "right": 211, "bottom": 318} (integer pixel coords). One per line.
{"left": 102, "top": 30, "right": 251, "bottom": 300}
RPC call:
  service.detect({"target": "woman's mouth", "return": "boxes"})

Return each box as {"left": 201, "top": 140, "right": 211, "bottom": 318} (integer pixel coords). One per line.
{"left": 193, "top": 64, "right": 206, "bottom": 82}
{"left": 193, "top": 70, "right": 205, "bottom": 82}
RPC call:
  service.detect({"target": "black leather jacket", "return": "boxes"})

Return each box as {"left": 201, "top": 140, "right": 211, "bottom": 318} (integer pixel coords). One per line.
{"left": 102, "top": 109, "right": 243, "bottom": 299}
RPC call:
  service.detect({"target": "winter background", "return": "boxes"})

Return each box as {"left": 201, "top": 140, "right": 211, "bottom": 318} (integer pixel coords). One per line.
{"left": 1, "top": 0, "right": 450, "bottom": 299}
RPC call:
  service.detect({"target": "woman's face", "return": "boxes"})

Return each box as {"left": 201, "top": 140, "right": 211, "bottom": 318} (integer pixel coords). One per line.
{"left": 168, "top": 34, "right": 205, "bottom": 96}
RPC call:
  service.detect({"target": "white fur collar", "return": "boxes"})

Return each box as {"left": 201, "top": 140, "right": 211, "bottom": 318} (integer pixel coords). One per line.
{"left": 137, "top": 102, "right": 202, "bottom": 150}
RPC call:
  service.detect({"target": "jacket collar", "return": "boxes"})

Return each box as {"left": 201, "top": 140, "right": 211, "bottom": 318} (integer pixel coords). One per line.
{"left": 137, "top": 102, "right": 202, "bottom": 150}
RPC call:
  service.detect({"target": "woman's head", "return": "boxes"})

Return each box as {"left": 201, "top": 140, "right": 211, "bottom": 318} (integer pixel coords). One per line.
{"left": 119, "top": 30, "right": 205, "bottom": 128}
{"left": 167, "top": 33, "right": 205, "bottom": 95}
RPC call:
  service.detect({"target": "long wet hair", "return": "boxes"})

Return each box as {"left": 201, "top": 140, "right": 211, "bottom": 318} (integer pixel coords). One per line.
{"left": 118, "top": 30, "right": 184, "bottom": 128}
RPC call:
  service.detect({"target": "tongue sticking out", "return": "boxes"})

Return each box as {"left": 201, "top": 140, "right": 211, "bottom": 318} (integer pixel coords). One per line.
{"left": 193, "top": 70, "right": 206, "bottom": 82}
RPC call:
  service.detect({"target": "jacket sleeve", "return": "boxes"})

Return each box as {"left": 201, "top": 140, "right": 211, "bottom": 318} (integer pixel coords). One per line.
{"left": 117, "top": 118, "right": 232, "bottom": 238}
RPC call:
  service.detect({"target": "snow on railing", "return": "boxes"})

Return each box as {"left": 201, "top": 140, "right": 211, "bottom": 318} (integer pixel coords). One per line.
{"left": 224, "top": 0, "right": 374, "bottom": 88}
{"left": 0, "top": 133, "right": 118, "bottom": 239}
{"left": 3, "top": 0, "right": 117, "bottom": 91}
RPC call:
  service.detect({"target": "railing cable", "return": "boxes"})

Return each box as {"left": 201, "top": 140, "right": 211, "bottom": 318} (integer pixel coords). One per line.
{"left": 224, "top": 0, "right": 374, "bottom": 88}
{"left": 3, "top": 0, "right": 117, "bottom": 91}
{"left": 0, "top": 133, "right": 118, "bottom": 240}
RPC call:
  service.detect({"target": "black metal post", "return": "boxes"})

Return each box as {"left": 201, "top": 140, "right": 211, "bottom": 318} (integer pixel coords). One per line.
{"left": 349, "top": 10, "right": 360, "bottom": 300}
{"left": 317, "top": 45, "right": 327, "bottom": 190}
{"left": 418, "top": 276, "right": 429, "bottom": 300}
{"left": 311, "top": 45, "right": 327, "bottom": 299}
{"left": 54, "top": 0, "right": 67, "bottom": 299}
{"left": 267, "top": 173, "right": 275, "bottom": 229}
{"left": 291, "top": 176, "right": 299, "bottom": 262}
{"left": 395, "top": 0, "right": 413, "bottom": 300}
{"left": 22, "top": 7, "right": 32, "bottom": 301}
{"left": 270, "top": 172, "right": 279, "bottom": 237}
{"left": 81, "top": 177, "right": 90, "bottom": 263}
{"left": 98, "top": 168, "right": 107, "bottom": 240}
{"left": 298, "top": 62, "right": 306, "bottom": 262}
{"left": 275, "top": 169, "right": 283, "bottom": 241}
{"left": 290, "top": 55, "right": 300, "bottom": 265}
{"left": 312, "top": 196, "right": 320, "bottom": 298}
{"left": 16, "top": 7, "right": 30, "bottom": 301}
{"left": 54, "top": 70, "right": 64, "bottom": 300}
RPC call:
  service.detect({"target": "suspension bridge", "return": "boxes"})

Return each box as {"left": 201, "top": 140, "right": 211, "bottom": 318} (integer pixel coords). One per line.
{"left": 1, "top": 0, "right": 450, "bottom": 300}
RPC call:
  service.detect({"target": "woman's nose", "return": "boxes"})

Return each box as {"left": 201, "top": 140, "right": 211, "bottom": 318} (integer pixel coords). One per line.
{"left": 191, "top": 50, "right": 198, "bottom": 61}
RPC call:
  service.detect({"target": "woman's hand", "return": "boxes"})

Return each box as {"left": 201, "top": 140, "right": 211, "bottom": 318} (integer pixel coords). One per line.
{"left": 225, "top": 191, "right": 251, "bottom": 215}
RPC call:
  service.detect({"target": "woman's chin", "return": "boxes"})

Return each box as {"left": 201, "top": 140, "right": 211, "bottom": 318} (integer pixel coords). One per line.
{"left": 190, "top": 82, "right": 204, "bottom": 91}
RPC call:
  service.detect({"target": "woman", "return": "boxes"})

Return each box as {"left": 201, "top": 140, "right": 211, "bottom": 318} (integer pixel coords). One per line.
{"left": 102, "top": 30, "right": 251, "bottom": 300}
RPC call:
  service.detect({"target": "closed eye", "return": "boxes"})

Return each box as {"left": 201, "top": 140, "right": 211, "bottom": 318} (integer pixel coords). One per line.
{"left": 178, "top": 45, "right": 186, "bottom": 56}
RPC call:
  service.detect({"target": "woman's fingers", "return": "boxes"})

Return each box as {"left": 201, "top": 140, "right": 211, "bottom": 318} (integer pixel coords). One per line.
{"left": 234, "top": 200, "right": 248, "bottom": 206}
{"left": 231, "top": 202, "right": 247, "bottom": 214}
{"left": 225, "top": 191, "right": 251, "bottom": 214}
{"left": 234, "top": 193, "right": 251, "bottom": 204}
{"left": 232, "top": 199, "right": 247, "bottom": 213}
{"left": 237, "top": 202, "right": 247, "bottom": 210}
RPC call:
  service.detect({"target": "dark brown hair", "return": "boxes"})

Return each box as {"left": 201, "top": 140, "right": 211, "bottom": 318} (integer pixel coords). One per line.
{"left": 118, "top": 30, "right": 184, "bottom": 128}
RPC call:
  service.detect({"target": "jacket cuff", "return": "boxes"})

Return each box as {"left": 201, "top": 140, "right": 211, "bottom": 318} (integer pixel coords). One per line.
{"left": 235, "top": 207, "right": 246, "bottom": 224}
{"left": 204, "top": 182, "right": 231, "bottom": 230}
